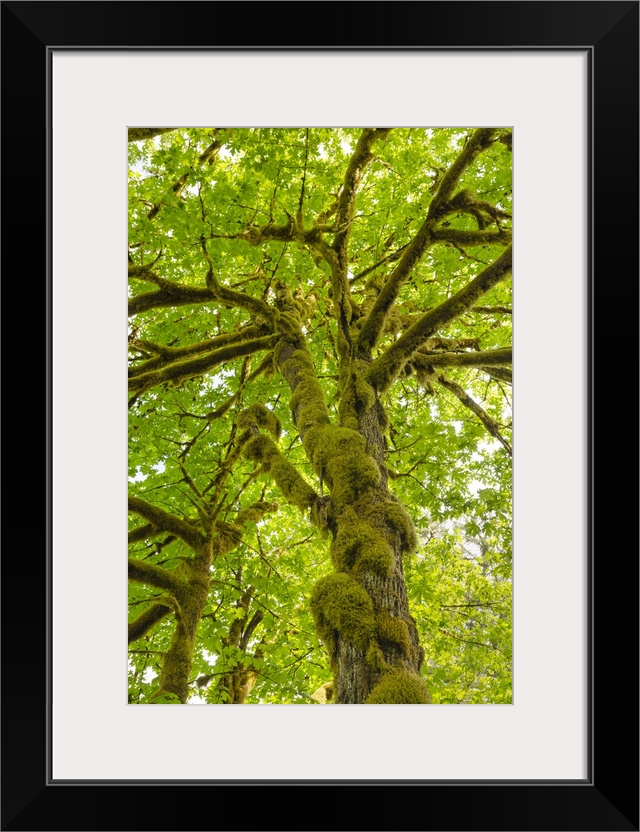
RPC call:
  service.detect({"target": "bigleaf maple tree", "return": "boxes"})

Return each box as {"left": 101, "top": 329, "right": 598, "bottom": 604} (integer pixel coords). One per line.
{"left": 128, "top": 126, "right": 512, "bottom": 705}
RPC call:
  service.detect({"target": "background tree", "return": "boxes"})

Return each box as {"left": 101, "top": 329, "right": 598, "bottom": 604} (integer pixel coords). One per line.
{"left": 128, "top": 126, "right": 512, "bottom": 705}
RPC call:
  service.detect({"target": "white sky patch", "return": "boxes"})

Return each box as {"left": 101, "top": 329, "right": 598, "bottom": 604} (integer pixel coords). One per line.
{"left": 219, "top": 146, "right": 244, "bottom": 163}
{"left": 130, "top": 158, "right": 148, "bottom": 177}
{"left": 340, "top": 138, "right": 353, "bottom": 155}
{"left": 128, "top": 460, "right": 165, "bottom": 483}
{"left": 204, "top": 369, "right": 234, "bottom": 391}
{"left": 142, "top": 666, "right": 157, "bottom": 684}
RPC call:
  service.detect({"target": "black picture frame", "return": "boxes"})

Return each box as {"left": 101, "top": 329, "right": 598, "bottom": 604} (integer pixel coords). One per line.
{"left": 2, "top": 2, "right": 638, "bottom": 830}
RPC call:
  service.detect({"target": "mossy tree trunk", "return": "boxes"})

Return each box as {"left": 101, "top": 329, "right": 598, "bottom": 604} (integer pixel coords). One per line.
{"left": 271, "top": 325, "right": 428, "bottom": 703}
{"left": 128, "top": 492, "right": 276, "bottom": 703}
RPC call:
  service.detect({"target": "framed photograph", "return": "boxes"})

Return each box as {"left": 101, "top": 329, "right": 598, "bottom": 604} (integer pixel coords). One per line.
{"left": 2, "top": 2, "right": 637, "bottom": 830}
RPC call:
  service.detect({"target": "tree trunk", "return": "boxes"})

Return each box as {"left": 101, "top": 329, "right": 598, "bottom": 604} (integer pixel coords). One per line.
{"left": 276, "top": 326, "right": 430, "bottom": 703}
{"left": 156, "top": 562, "right": 210, "bottom": 703}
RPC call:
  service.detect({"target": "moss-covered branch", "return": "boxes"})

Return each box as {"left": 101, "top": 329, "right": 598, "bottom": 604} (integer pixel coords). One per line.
{"left": 427, "top": 128, "right": 498, "bottom": 218}
{"left": 128, "top": 558, "right": 183, "bottom": 594}
{"left": 412, "top": 347, "right": 512, "bottom": 370}
{"left": 275, "top": 338, "right": 333, "bottom": 438}
{"left": 333, "top": 129, "right": 392, "bottom": 261}
{"left": 435, "top": 373, "right": 512, "bottom": 454}
{"left": 243, "top": 433, "right": 319, "bottom": 513}
{"left": 128, "top": 495, "right": 207, "bottom": 551}
{"left": 356, "top": 129, "right": 502, "bottom": 355}
{"left": 473, "top": 305, "right": 512, "bottom": 315}
{"left": 367, "top": 245, "right": 512, "bottom": 392}
{"left": 356, "top": 222, "right": 433, "bottom": 353}
{"left": 330, "top": 129, "right": 392, "bottom": 352}
{"left": 129, "top": 324, "right": 271, "bottom": 377}
{"left": 432, "top": 227, "right": 511, "bottom": 247}
{"left": 128, "top": 127, "right": 176, "bottom": 143}
{"left": 349, "top": 243, "right": 410, "bottom": 286}
{"left": 201, "top": 239, "right": 277, "bottom": 325}
{"left": 128, "top": 265, "right": 173, "bottom": 288}
{"left": 128, "top": 523, "right": 160, "bottom": 544}
{"left": 128, "top": 284, "right": 214, "bottom": 317}
{"left": 128, "top": 335, "right": 277, "bottom": 395}
{"left": 128, "top": 603, "right": 172, "bottom": 643}
{"left": 480, "top": 366, "right": 512, "bottom": 384}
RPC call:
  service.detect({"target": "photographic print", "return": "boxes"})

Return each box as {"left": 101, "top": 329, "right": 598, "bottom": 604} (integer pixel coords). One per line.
{"left": 127, "top": 127, "right": 513, "bottom": 705}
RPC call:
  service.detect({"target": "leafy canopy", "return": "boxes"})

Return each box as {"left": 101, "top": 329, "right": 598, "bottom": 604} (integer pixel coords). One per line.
{"left": 128, "top": 127, "right": 512, "bottom": 705}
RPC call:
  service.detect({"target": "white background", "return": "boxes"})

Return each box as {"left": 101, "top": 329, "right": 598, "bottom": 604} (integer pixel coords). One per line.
{"left": 52, "top": 51, "right": 587, "bottom": 780}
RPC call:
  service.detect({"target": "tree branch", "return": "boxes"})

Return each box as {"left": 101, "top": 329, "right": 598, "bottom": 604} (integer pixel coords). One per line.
{"left": 356, "top": 129, "right": 501, "bottom": 354}
{"left": 427, "top": 129, "right": 498, "bottom": 219}
{"left": 412, "top": 347, "right": 512, "bottom": 370}
{"left": 479, "top": 366, "right": 512, "bottom": 384}
{"left": 128, "top": 603, "right": 172, "bottom": 643}
{"left": 432, "top": 228, "right": 511, "bottom": 247}
{"left": 435, "top": 373, "right": 512, "bottom": 454}
{"left": 128, "top": 128, "right": 176, "bottom": 143}
{"left": 128, "top": 284, "right": 214, "bottom": 317}
{"left": 356, "top": 221, "right": 433, "bottom": 353}
{"left": 128, "top": 495, "right": 206, "bottom": 551}
{"left": 128, "top": 523, "right": 160, "bottom": 544}
{"left": 129, "top": 324, "right": 270, "bottom": 378}
{"left": 333, "top": 129, "right": 392, "bottom": 262}
{"left": 147, "top": 132, "right": 225, "bottom": 220}
{"left": 438, "top": 627, "right": 509, "bottom": 657}
{"left": 128, "top": 335, "right": 277, "bottom": 395}
{"left": 128, "top": 558, "right": 182, "bottom": 594}
{"left": 331, "top": 128, "right": 392, "bottom": 354}
{"left": 349, "top": 243, "right": 410, "bottom": 286}
{"left": 201, "top": 239, "right": 277, "bottom": 325}
{"left": 366, "top": 245, "right": 512, "bottom": 392}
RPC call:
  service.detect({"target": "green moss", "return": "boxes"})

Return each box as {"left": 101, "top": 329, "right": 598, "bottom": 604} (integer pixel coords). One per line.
{"left": 382, "top": 307, "right": 403, "bottom": 336}
{"left": 243, "top": 434, "right": 278, "bottom": 465}
{"left": 358, "top": 539, "right": 395, "bottom": 577}
{"left": 274, "top": 334, "right": 305, "bottom": 366}
{"left": 244, "top": 435, "right": 316, "bottom": 512}
{"left": 285, "top": 350, "right": 332, "bottom": 435}
{"left": 326, "top": 452, "right": 381, "bottom": 509}
{"left": 216, "top": 521, "right": 244, "bottom": 555}
{"left": 311, "top": 427, "right": 366, "bottom": 471}
{"left": 364, "top": 354, "right": 398, "bottom": 392}
{"left": 237, "top": 403, "right": 282, "bottom": 438}
{"left": 332, "top": 508, "right": 394, "bottom": 577}
{"left": 337, "top": 364, "right": 377, "bottom": 432}
{"left": 302, "top": 425, "right": 382, "bottom": 510}
{"left": 377, "top": 612, "right": 411, "bottom": 654}
{"left": 235, "top": 500, "right": 278, "bottom": 526}
{"left": 365, "top": 642, "right": 389, "bottom": 672}
{"left": 270, "top": 458, "right": 317, "bottom": 511}
{"left": 291, "top": 389, "right": 332, "bottom": 435}
{"left": 382, "top": 501, "right": 419, "bottom": 554}
{"left": 290, "top": 349, "right": 316, "bottom": 370}
{"left": 366, "top": 670, "right": 431, "bottom": 704}
{"left": 310, "top": 573, "right": 376, "bottom": 651}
